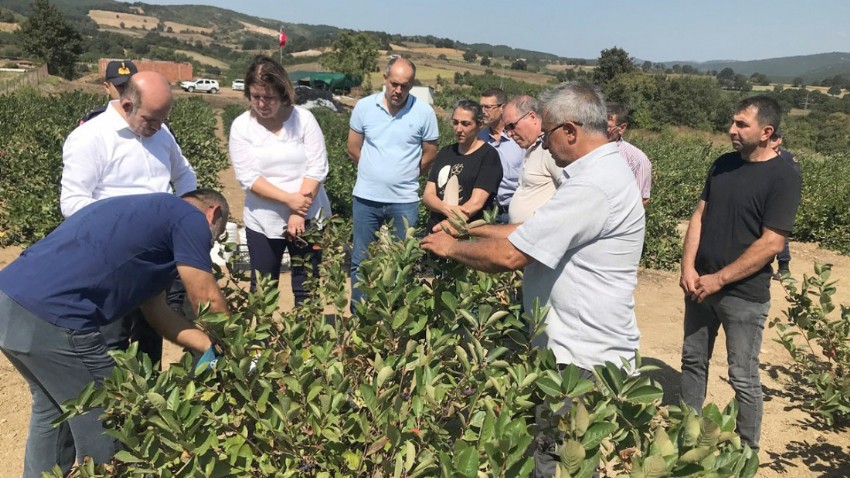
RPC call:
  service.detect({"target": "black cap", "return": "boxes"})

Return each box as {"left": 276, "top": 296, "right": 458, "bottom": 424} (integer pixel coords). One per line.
{"left": 104, "top": 60, "right": 137, "bottom": 86}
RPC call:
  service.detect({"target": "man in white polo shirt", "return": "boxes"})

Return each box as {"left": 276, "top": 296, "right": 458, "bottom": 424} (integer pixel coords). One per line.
{"left": 346, "top": 56, "right": 439, "bottom": 310}
{"left": 421, "top": 82, "right": 645, "bottom": 477}
{"left": 60, "top": 71, "right": 197, "bottom": 365}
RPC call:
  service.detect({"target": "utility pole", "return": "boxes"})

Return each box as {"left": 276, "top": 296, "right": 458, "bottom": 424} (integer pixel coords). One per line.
{"left": 500, "top": 64, "right": 506, "bottom": 89}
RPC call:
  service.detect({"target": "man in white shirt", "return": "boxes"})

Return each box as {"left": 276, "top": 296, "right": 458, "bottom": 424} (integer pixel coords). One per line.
{"left": 60, "top": 71, "right": 197, "bottom": 365}
{"left": 422, "top": 82, "right": 644, "bottom": 477}
{"left": 62, "top": 71, "right": 196, "bottom": 217}
{"left": 501, "top": 95, "right": 563, "bottom": 224}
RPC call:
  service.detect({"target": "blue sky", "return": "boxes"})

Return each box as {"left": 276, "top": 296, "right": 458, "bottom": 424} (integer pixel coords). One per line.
{"left": 116, "top": 0, "right": 849, "bottom": 63}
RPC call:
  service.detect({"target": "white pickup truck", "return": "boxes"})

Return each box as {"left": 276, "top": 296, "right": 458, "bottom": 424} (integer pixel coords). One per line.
{"left": 180, "top": 78, "right": 219, "bottom": 93}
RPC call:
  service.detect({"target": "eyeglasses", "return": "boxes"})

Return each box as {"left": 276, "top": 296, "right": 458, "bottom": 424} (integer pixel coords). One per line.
{"left": 504, "top": 111, "right": 531, "bottom": 132}
{"left": 249, "top": 94, "right": 281, "bottom": 104}
{"left": 481, "top": 104, "right": 502, "bottom": 110}
{"left": 542, "top": 120, "right": 584, "bottom": 142}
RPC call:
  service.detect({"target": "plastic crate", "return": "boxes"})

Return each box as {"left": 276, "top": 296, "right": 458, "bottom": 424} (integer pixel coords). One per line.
{"left": 231, "top": 244, "right": 251, "bottom": 274}
{"left": 230, "top": 244, "right": 291, "bottom": 275}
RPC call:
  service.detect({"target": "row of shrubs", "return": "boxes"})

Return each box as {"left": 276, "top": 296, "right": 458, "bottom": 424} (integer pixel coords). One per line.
{"left": 3, "top": 90, "right": 850, "bottom": 269}
{"left": 0, "top": 90, "right": 230, "bottom": 246}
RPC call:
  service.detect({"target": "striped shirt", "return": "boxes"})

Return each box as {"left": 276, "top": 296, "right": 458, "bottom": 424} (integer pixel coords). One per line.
{"left": 616, "top": 138, "right": 652, "bottom": 200}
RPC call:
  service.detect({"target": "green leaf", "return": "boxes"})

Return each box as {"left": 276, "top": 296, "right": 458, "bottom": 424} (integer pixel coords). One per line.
{"left": 146, "top": 392, "right": 167, "bottom": 411}
{"left": 536, "top": 377, "right": 562, "bottom": 398}
{"left": 453, "top": 442, "right": 479, "bottom": 478}
{"left": 625, "top": 385, "right": 664, "bottom": 404}
{"left": 678, "top": 445, "right": 712, "bottom": 464}
{"left": 559, "top": 439, "right": 585, "bottom": 474}
{"left": 113, "top": 450, "right": 146, "bottom": 463}
{"left": 580, "top": 422, "right": 618, "bottom": 449}
{"left": 441, "top": 291, "right": 458, "bottom": 311}
{"left": 343, "top": 450, "right": 361, "bottom": 471}
{"left": 377, "top": 365, "right": 393, "bottom": 389}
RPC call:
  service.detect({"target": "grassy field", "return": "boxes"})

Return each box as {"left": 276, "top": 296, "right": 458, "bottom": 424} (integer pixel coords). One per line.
{"left": 89, "top": 9, "right": 159, "bottom": 30}
{"left": 89, "top": 9, "right": 212, "bottom": 35}
{"left": 752, "top": 83, "right": 846, "bottom": 98}
{"left": 174, "top": 50, "right": 229, "bottom": 69}
{"left": 366, "top": 55, "right": 558, "bottom": 89}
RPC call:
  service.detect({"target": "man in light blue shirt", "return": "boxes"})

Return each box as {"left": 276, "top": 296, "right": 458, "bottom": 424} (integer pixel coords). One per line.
{"left": 479, "top": 88, "right": 525, "bottom": 223}
{"left": 347, "top": 57, "right": 439, "bottom": 309}
{"left": 421, "top": 82, "right": 644, "bottom": 477}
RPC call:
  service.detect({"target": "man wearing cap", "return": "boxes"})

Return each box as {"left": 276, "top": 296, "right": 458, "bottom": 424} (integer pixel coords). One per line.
{"left": 768, "top": 126, "right": 800, "bottom": 279}
{"left": 479, "top": 88, "right": 525, "bottom": 223}
{"left": 0, "top": 189, "right": 229, "bottom": 477}
{"left": 60, "top": 71, "right": 197, "bottom": 366}
{"left": 679, "top": 96, "right": 801, "bottom": 452}
{"left": 80, "top": 60, "right": 138, "bottom": 124}
{"left": 607, "top": 103, "right": 652, "bottom": 207}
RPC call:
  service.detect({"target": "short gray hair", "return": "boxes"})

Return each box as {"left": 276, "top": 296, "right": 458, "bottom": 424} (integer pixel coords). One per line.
{"left": 507, "top": 95, "right": 540, "bottom": 116}
{"left": 539, "top": 82, "right": 608, "bottom": 136}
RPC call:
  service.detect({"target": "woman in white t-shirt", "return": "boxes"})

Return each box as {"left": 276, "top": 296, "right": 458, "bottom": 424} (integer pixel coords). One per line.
{"left": 228, "top": 56, "right": 331, "bottom": 304}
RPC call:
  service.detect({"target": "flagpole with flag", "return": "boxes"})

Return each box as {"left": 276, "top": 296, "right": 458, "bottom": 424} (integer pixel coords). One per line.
{"left": 278, "top": 26, "right": 287, "bottom": 62}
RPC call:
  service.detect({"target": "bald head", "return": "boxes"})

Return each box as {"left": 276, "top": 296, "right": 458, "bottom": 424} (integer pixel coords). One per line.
{"left": 120, "top": 71, "right": 173, "bottom": 138}
{"left": 383, "top": 57, "right": 416, "bottom": 111}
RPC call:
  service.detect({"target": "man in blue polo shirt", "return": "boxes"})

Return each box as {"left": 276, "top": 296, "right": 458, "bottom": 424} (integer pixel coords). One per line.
{"left": 346, "top": 56, "right": 439, "bottom": 309}
{"left": 0, "top": 190, "right": 230, "bottom": 477}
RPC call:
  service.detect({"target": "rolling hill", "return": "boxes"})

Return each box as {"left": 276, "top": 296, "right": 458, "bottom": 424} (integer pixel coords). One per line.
{"left": 1, "top": 0, "right": 848, "bottom": 86}
{"left": 661, "top": 52, "right": 850, "bottom": 83}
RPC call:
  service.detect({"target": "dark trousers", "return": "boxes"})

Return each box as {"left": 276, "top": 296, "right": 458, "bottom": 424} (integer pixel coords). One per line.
{"left": 532, "top": 365, "right": 596, "bottom": 477}
{"left": 0, "top": 292, "right": 118, "bottom": 477}
{"left": 680, "top": 293, "right": 769, "bottom": 450}
{"left": 99, "top": 276, "right": 187, "bottom": 365}
{"left": 777, "top": 237, "right": 791, "bottom": 266}
{"left": 350, "top": 197, "right": 419, "bottom": 311}
{"left": 246, "top": 227, "right": 322, "bottom": 306}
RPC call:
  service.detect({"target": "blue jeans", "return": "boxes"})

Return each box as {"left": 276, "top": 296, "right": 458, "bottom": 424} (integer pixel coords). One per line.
{"left": 350, "top": 196, "right": 419, "bottom": 309}
{"left": 0, "top": 292, "right": 118, "bottom": 477}
{"left": 680, "top": 293, "right": 769, "bottom": 450}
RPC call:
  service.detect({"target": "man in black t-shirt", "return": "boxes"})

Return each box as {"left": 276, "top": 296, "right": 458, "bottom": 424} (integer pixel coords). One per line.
{"left": 768, "top": 127, "right": 800, "bottom": 279}
{"left": 678, "top": 96, "right": 801, "bottom": 452}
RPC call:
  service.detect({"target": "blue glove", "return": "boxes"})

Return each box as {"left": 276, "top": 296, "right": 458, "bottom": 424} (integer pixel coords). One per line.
{"left": 195, "top": 346, "right": 219, "bottom": 372}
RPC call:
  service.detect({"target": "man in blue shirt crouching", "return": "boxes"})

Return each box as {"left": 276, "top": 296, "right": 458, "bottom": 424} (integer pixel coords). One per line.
{"left": 0, "top": 189, "right": 230, "bottom": 477}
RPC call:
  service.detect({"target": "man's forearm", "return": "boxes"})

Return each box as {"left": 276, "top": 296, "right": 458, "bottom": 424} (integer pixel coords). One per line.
{"left": 681, "top": 218, "right": 701, "bottom": 270}
{"left": 469, "top": 224, "right": 518, "bottom": 239}
{"left": 715, "top": 235, "right": 785, "bottom": 286}
{"left": 446, "top": 238, "right": 523, "bottom": 273}
{"left": 141, "top": 294, "right": 212, "bottom": 353}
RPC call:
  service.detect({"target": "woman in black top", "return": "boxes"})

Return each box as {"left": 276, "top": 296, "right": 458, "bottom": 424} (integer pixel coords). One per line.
{"left": 423, "top": 99, "right": 503, "bottom": 232}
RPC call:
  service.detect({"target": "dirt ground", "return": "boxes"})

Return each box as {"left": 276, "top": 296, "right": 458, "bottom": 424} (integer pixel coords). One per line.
{"left": 1, "top": 80, "right": 848, "bottom": 475}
